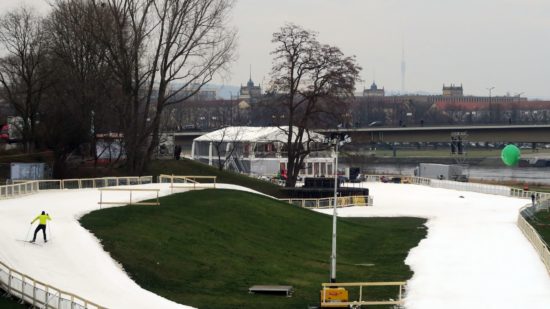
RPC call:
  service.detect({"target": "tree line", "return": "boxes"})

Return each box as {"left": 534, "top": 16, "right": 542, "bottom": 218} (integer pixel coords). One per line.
{"left": 0, "top": 2, "right": 361, "bottom": 187}
{"left": 0, "top": 0, "right": 236, "bottom": 177}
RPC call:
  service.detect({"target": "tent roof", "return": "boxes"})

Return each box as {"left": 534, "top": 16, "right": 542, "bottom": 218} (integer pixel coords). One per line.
{"left": 193, "top": 126, "right": 326, "bottom": 143}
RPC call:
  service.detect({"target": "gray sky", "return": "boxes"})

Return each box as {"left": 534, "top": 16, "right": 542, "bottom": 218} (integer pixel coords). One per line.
{"left": 3, "top": 0, "right": 550, "bottom": 98}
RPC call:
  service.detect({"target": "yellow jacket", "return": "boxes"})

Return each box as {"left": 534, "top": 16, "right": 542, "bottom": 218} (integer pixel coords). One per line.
{"left": 32, "top": 214, "right": 51, "bottom": 225}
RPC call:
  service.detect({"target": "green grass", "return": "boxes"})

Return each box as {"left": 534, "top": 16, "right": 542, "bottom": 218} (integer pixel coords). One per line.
{"left": 148, "top": 158, "right": 285, "bottom": 197}
{"left": 528, "top": 211, "right": 550, "bottom": 244}
{"left": 0, "top": 294, "right": 28, "bottom": 308}
{"left": 81, "top": 189, "right": 426, "bottom": 309}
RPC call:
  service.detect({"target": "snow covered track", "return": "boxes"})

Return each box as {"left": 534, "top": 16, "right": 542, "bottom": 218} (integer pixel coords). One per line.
{"left": 0, "top": 183, "right": 195, "bottom": 309}
{"left": 316, "top": 183, "right": 550, "bottom": 309}
{"left": 1, "top": 178, "right": 550, "bottom": 308}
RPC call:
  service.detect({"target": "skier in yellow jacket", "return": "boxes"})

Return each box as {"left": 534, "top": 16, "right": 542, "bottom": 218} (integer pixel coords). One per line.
{"left": 31, "top": 211, "right": 51, "bottom": 243}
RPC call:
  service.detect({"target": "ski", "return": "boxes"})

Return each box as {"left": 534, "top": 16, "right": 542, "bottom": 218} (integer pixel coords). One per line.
{"left": 16, "top": 239, "right": 43, "bottom": 246}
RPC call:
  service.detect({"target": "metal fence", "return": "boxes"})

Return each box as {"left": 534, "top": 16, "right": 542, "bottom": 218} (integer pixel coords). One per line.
{"left": 0, "top": 182, "right": 40, "bottom": 199}
{"left": 517, "top": 206, "right": 550, "bottom": 276}
{"left": 363, "top": 175, "right": 512, "bottom": 197}
{"left": 0, "top": 259, "right": 105, "bottom": 309}
{"left": 3, "top": 176, "right": 154, "bottom": 200}
{"left": 280, "top": 195, "right": 372, "bottom": 209}
{"left": 362, "top": 175, "right": 550, "bottom": 279}
{"left": 3, "top": 173, "right": 548, "bottom": 308}
{"left": 0, "top": 175, "right": 153, "bottom": 308}
{"left": 158, "top": 174, "right": 217, "bottom": 192}
{"left": 320, "top": 281, "right": 406, "bottom": 308}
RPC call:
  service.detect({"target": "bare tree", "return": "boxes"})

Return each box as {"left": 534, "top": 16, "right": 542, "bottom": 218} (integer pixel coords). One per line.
{"left": 40, "top": 0, "right": 120, "bottom": 176}
{"left": 0, "top": 7, "right": 50, "bottom": 152}
{"left": 269, "top": 24, "right": 361, "bottom": 187}
{"left": 210, "top": 126, "right": 242, "bottom": 171}
{"left": 90, "top": 0, "right": 236, "bottom": 174}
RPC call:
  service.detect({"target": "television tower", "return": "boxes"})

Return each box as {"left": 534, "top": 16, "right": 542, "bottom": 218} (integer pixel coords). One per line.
{"left": 401, "top": 45, "right": 406, "bottom": 93}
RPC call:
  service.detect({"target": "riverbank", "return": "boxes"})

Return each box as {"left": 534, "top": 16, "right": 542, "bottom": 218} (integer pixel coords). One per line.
{"left": 341, "top": 151, "right": 550, "bottom": 189}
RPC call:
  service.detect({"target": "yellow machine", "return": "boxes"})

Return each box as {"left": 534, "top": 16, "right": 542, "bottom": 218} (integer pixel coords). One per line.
{"left": 320, "top": 287, "right": 349, "bottom": 308}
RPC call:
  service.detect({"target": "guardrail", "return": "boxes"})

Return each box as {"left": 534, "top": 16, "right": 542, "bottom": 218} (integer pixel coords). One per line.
{"left": 0, "top": 181, "right": 40, "bottom": 199}
{"left": 363, "top": 175, "right": 550, "bottom": 280}
{"left": 320, "top": 281, "right": 406, "bottom": 308}
{"left": 6, "top": 176, "right": 153, "bottom": 198}
{"left": 0, "top": 176, "right": 153, "bottom": 308}
{"left": 280, "top": 195, "right": 372, "bottom": 209}
{"left": 159, "top": 174, "right": 217, "bottom": 192}
{"left": 362, "top": 175, "right": 512, "bottom": 196}
{"left": 0, "top": 257, "right": 105, "bottom": 309}
{"left": 98, "top": 188, "right": 161, "bottom": 207}
{"left": 517, "top": 206, "right": 550, "bottom": 276}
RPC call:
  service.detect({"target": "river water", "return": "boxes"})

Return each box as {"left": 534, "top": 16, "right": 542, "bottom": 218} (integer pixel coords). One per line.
{"left": 347, "top": 164, "right": 550, "bottom": 185}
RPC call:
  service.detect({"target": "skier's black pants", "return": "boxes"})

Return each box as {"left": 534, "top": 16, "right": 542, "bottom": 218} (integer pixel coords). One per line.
{"left": 33, "top": 224, "right": 46, "bottom": 241}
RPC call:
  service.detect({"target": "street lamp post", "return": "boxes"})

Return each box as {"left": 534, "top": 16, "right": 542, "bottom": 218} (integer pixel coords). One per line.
{"left": 326, "top": 132, "right": 351, "bottom": 283}
{"left": 330, "top": 138, "right": 339, "bottom": 283}
{"left": 487, "top": 87, "right": 495, "bottom": 123}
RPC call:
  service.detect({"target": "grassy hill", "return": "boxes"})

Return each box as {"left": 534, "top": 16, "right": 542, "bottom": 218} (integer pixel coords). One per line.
{"left": 81, "top": 189, "right": 426, "bottom": 308}
{"left": 148, "top": 158, "right": 285, "bottom": 197}
{"left": 0, "top": 296, "right": 27, "bottom": 308}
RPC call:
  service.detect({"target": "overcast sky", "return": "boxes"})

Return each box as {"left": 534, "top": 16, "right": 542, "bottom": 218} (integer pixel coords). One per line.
{"left": 3, "top": 0, "right": 550, "bottom": 98}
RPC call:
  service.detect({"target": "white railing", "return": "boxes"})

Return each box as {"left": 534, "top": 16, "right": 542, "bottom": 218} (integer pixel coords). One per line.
{"left": 4, "top": 176, "right": 154, "bottom": 200}
{"left": 98, "top": 188, "right": 161, "bottom": 207}
{"left": 320, "top": 281, "right": 406, "bottom": 307}
{"left": 0, "top": 176, "right": 153, "bottom": 308}
{"left": 363, "top": 175, "right": 512, "bottom": 197}
{"left": 0, "top": 181, "right": 40, "bottom": 199}
{"left": 0, "top": 249, "right": 106, "bottom": 309}
{"left": 158, "top": 174, "right": 217, "bottom": 192}
{"left": 428, "top": 179, "right": 511, "bottom": 196}
{"left": 517, "top": 206, "right": 550, "bottom": 276}
{"left": 362, "top": 174, "right": 550, "bottom": 279}
{"left": 280, "top": 195, "right": 372, "bottom": 209}
{"left": 3, "top": 173, "right": 548, "bottom": 308}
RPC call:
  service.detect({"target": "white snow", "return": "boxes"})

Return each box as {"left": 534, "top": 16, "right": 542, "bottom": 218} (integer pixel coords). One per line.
{"left": 2, "top": 181, "right": 550, "bottom": 308}
{"left": 315, "top": 182, "right": 550, "bottom": 309}
{"left": 0, "top": 183, "right": 259, "bottom": 309}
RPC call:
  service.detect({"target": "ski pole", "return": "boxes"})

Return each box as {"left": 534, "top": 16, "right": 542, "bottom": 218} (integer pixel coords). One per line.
{"left": 24, "top": 224, "right": 32, "bottom": 241}
{"left": 47, "top": 224, "right": 52, "bottom": 241}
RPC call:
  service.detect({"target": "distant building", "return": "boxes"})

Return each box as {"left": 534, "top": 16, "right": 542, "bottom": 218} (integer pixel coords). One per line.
{"left": 351, "top": 83, "right": 539, "bottom": 127}
{"left": 363, "top": 81, "right": 385, "bottom": 97}
{"left": 239, "top": 77, "right": 262, "bottom": 102}
{"left": 442, "top": 84, "right": 463, "bottom": 97}
{"left": 167, "top": 84, "right": 217, "bottom": 102}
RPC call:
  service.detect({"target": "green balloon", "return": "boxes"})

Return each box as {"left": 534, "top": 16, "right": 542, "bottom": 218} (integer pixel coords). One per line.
{"left": 501, "top": 144, "right": 521, "bottom": 166}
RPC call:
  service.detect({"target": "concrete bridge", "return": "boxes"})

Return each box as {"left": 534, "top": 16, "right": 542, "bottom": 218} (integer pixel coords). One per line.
{"left": 319, "top": 124, "right": 550, "bottom": 143}
{"left": 172, "top": 124, "right": 550, "bottom": 150}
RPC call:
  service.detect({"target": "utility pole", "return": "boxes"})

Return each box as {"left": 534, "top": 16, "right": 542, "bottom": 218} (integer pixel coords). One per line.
{"left": 325, "top": 130, "right": 350, "bottom": 283}
{"left": 486, "top": 87, "right": 495, "bottom": 123}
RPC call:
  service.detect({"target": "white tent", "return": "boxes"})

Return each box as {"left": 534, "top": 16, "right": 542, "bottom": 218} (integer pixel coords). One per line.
{"left": 191, "top": 126, "right": 333, "bottom": 177}
{"left": 192, "top": 126, "right": 326, "bottom": 143}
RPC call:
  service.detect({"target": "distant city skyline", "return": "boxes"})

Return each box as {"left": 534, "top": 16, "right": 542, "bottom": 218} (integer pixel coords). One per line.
{"left": 3, "top": 0, "right": 550, "bottom": 99}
